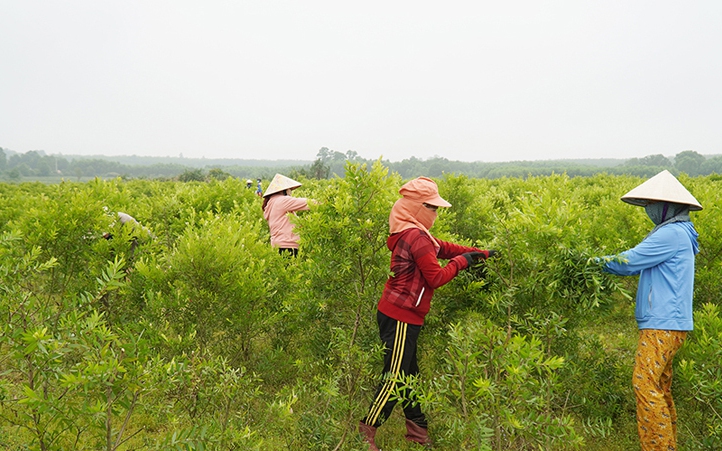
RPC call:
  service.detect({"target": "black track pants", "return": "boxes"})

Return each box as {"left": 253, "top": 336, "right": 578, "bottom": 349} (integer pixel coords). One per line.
{"left": 362, "top": 310, "right": 427, "bottom": 428}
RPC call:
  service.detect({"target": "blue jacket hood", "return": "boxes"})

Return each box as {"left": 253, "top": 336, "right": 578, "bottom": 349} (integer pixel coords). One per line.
{"left": 676, "top": 221, "right": 700, "bottom": 255}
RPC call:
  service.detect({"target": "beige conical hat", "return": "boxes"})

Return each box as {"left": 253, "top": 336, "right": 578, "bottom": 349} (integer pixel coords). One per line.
{"left": 621, "top": 170, "right": 703, "bottom": 211}
{"left": 263, "top": 173, "right": 302, "bottom": 197}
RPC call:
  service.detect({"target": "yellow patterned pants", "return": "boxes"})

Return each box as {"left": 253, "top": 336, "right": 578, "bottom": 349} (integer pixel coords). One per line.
{"left": 633, "top": 329, "right": 687, "bottom": 451}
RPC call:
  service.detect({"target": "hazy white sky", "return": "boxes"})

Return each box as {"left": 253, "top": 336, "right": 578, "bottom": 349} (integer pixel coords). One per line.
{"left": 1, "top": 1, "right": 720, "bottom": 163}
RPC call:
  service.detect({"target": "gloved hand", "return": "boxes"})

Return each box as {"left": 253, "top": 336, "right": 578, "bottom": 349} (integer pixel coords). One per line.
{"left": 462, "top": 251, "right": 486, "bottom": 265}
{"left": 462, "top": 250, "right": 499, "bottom": 266}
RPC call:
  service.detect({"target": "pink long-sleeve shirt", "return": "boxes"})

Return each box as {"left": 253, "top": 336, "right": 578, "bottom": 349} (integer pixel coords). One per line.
{"left": 263, "top": 195, "right": 310, "bottom": 249}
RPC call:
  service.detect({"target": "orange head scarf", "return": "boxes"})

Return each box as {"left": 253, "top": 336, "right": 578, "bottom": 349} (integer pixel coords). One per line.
{"left": 388, "top": 177, "right": 451, "bottom": 252}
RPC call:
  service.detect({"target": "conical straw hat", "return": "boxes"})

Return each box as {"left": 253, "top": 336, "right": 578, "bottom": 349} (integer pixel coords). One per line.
{"left": 263, "top": 173, "right": 302, "bottom": 197}
{"left": 621, "top": 170, "right": 702, "bottom": 211}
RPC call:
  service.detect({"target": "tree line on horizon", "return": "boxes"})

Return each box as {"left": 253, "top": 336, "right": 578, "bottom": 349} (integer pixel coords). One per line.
{"left": 1, "top": 146, "right": 720, "bottom": 183}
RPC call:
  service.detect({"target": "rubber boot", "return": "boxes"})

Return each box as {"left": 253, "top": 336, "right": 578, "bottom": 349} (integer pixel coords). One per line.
{"left": 358, "top": 421, "right": 381, "bottom": 451}
{"left": 405, "top": 419, "right": 432, "bottom": 447}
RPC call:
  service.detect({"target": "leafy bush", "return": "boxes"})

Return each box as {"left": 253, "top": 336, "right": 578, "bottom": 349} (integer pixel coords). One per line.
{"left": 1, "top": 170, "right": 721, "bottom": 450}
{"left": 677, "top": 303, "right": 722, "bottom": 450}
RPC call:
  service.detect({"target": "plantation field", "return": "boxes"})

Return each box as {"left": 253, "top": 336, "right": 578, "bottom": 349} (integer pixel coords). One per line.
{"left": 1, "top": 162, "right": 720, "bottom": 450}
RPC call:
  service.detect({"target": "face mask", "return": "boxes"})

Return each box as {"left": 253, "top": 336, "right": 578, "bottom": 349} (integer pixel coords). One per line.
{"left": 645, "top": 202, "right": 667, "bottom": 225}
{"left": 415, "top": 204, "right": 437, "bottom": 230}
{"left": 645, "top": 202, "right": 690, "bottom": 225}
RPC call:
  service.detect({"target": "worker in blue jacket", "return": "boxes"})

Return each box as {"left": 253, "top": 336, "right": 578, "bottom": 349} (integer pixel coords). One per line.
{"left": 599, "top": 170, "right": 702, "bottom": 451}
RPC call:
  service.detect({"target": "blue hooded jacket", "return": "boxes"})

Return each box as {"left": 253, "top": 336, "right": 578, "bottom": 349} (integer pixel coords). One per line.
{"left": 603, "top": 221, "right": 699, "bottom": 331}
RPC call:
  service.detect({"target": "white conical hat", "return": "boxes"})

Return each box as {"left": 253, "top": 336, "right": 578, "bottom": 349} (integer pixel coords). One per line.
{"left": 621, "top": 170, "right": 703, "bottom": 211}
{"left": 263, "top": 173, "right": 302, "bottom": 197}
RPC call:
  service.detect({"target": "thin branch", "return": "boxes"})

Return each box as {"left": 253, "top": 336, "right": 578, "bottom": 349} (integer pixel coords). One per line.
{"left": 112, "top": 391, "right": 139, "bottom": 450}
{"left": 115, "top": 426, "right": 145, "bottom": 449}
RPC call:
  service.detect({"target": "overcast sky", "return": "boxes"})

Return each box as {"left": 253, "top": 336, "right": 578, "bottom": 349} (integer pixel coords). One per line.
{"left": 1, "top": 1, "right": 721, "bottom": 163}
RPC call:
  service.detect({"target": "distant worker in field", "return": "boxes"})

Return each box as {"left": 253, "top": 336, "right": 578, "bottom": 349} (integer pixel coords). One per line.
{"left": 102, "top": 211, "right": 143, "bottom": 241}
{"left": 246, "top": 179, "right": 253, "bottom": 189}
{"left": 596, "top": 170, "right": 701, "bottom": 451}
{"left": 102, "top": 211, "right": 153, "bottom": 263}
{"left": 261, "top": 173, "right": 311, "bottom": 257}
{"left": 255, "top": 178, "right": 263, "bottom": 197}
{"left": 359, "top": 177, "right": 497, "bottom": 450}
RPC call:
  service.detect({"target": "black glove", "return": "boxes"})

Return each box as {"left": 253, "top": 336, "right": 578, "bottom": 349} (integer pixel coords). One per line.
{"left": 462, "top": 250, "right": 499, "bottom": 266}
{"left": 462, "top": 251, "right": 487, "bottom": 266}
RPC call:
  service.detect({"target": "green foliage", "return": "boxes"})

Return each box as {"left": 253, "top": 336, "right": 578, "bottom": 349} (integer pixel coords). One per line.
{"left": 290, "top": 160, "right": 399, "bottom": 449}
{"left": 0, "top": 249, "right": 151, "bottom": 450}
{"left": 178, "top": 169, "right": 206, "bottom": 182}
{"left": 291, "top": 158, "right": 330, "bottom": 180}
{"left": 7, "top": 148, "right": 722, "bottom": 183}
{"left": 687, "top": 176, "right": 722, "bottom": 306}
{"left": 10, "top": 180, "right": 110, "bottom": 296}
{"left": 151, "top": 356, "right": 265, "bottom": 450}
{"left": 675, "top": 150, "right": 706, "bottom": 176}
{"left": 677, "top": 303, "right": 722, "bottom": 450}
{"left": 409, "top": 314, "right": 580, "bottom": 450}
{"left": 297, "top": 160, "right": 398, "bottom": 332}
{"left": 1, "top": 171, "right": 721, "bottom": 450}
{"left": 141, "top": 211, "right": 286, "bottom": 364}
{"left": 623, "top": 154, "right": 671, "bottom": 168}
{"left": 206, "top": 168, "right": 233, "bottom": 181}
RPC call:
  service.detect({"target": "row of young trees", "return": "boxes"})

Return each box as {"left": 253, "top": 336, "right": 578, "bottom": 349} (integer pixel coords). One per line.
{"left": 0, "top": 149, "right": 285, "bottom": 181}
{"left": 305, "top": 147, "right": 722, "bottom": 179}
{"left": 2, "top": 147, "right": 721, "bottom": 182}
{"left": 1, "top": 165, "right": 721, "bottom": 450}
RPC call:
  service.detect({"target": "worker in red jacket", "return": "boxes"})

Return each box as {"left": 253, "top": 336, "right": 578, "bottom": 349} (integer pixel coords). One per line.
{"left": 359, "top": 176, "right": 496, "bottom": 450}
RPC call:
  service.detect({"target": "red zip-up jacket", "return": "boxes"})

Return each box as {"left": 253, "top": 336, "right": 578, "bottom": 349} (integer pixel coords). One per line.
{"left": 377, "top": 228, "right": 484, "bottom": 325}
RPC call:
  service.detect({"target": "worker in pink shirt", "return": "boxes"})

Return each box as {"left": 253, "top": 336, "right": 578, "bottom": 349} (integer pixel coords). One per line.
{"left": 261, "top": 173, "right": 310, "bottom": 257}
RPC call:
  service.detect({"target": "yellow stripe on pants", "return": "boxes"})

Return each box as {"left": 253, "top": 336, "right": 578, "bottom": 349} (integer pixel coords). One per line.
{"left": 366, "top": 321, "right": 407, "bottom": 425}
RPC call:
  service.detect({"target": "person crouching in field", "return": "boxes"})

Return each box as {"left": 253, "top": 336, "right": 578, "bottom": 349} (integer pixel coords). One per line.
{"left": 261, "top": 173, "right": 311, "bottom": 257}
{"left": 102, "top": 211, "right": 153, "bottom": 264}
{"left": 359, "top": 177, "right": 496, "bottom": 450}
{"left": 597, "top": 170, "right": 701, "bottom": 451}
